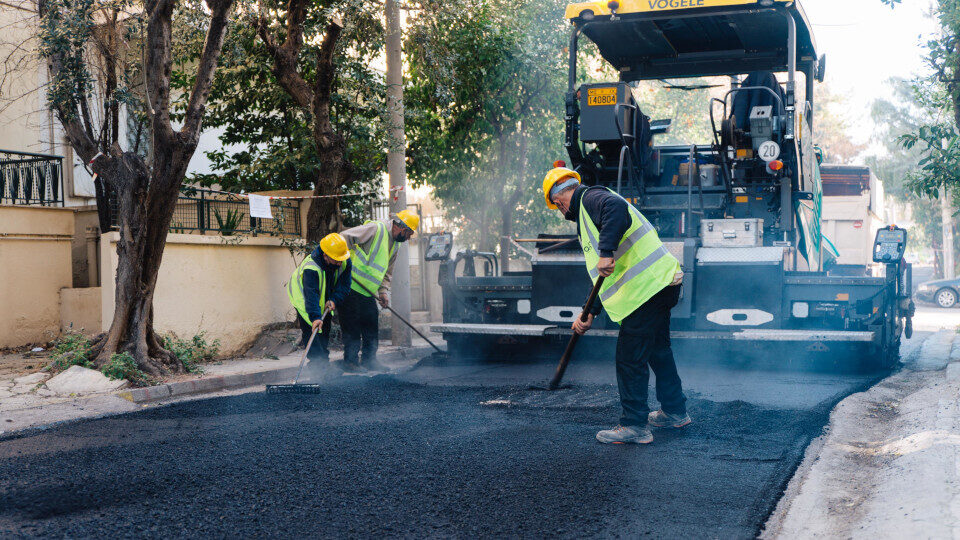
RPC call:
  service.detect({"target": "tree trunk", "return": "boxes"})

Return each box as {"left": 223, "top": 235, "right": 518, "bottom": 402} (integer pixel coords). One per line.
{"left": 499, "top": 206, "right": 513, "bottom": 273}
{"left": 40, "top": 0, "right": 234, "bottom": 378}
{"left": 499, "top": 126, "right": 528, "bottom": 273}
{"left": 305, "top": 142, "right": 349, "bottom": 243}
{"left": 943, "top": 186, "right": 955, "bottom": 279}
{"left": 87, "top": 151, "right": 183, "bottom": 374}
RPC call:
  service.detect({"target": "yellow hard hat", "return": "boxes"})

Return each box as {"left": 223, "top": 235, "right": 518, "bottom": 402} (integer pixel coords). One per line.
{"left": 319, "top": 232, "right": 350, "bottom": 262}
{"left": 395, "top": 209, "right": 420, "bottom": 232}
{"left": 543, "top": 167, "right": 581, "bottom": 209}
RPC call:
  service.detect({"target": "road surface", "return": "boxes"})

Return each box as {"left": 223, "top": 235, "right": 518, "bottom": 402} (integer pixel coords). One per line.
{"left": 0, "top": 342, "right": 896, "bottom": 539}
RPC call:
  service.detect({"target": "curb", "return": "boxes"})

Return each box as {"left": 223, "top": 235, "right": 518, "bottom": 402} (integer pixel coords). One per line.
{"left": 116, "top": 345, "right": 437, "bottom": 404}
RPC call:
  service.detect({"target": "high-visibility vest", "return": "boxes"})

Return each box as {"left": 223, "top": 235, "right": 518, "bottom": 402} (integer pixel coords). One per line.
{"left": 287, "top": 255, "right": 344, "bottom": 326}
{"left": 578, "top": 187, "right": 681, "bottom": 323}
{"left": 349, "top": 221, "right": 397, "bottom": 297}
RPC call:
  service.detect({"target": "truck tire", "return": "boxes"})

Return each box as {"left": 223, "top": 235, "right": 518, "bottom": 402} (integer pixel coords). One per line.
{"left": 936, "top": 287, "right": 958, "bottom": 308}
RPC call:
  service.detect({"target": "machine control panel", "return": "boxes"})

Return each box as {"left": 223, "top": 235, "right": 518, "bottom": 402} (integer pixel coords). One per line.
{"left": 425, "top": 232, "right": 454, "bottom": 261}
{"left": 873, "top": 226, "right": 908, "bottom": 263}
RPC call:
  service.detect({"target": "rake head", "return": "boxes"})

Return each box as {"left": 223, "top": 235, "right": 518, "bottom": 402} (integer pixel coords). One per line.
{"left": 265, "top": 383, "right": 325, "bottom": 395}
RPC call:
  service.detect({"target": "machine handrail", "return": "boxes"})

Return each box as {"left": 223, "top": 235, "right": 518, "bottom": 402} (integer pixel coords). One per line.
{"left": 722, "top": 86, "right": 785, "bottom": 114}
{"left": 612, "top": 102, "right": 646, "bottom": 202}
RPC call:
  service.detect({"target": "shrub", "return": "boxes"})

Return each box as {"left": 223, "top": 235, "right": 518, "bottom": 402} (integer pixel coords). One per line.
{"left": 213, "top": 207, "right": 243, "bottom": 236}
{"left": 48, "top": 332, "right": 94, "bottom": 372}
{"left": 162, "top": 332, "right": 221, "bottom": 373}
{"left": 101, "top": 352, "right": 149, "bottom": 385}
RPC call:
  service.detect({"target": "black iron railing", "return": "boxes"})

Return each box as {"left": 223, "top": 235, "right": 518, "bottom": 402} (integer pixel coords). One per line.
{"left": 0, "top": 149, "right": 65, "bottom": 206}
{"left": 108, "top": 187, "right": 301, "bottom": 237}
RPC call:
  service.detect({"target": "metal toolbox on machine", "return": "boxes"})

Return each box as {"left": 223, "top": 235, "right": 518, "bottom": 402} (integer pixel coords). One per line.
{"left": 700, "top": 218, "right": 763, "bottom": 247}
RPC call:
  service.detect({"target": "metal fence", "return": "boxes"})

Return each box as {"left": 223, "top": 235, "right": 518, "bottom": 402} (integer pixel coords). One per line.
{"left": 0, "top": 149, "right": 64, "bottom": 206}
{"left": 109, "top": 188, "right": 301, "bottom": 237}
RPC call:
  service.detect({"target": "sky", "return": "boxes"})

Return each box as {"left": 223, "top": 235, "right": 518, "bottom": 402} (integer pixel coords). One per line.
{"left": 800, "top": 0, "right": 937, "bottom": 154}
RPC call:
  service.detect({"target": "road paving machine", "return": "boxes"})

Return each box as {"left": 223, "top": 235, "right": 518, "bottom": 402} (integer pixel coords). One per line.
{"left": 429, "top": 0, "right": 914, "bottom": 370}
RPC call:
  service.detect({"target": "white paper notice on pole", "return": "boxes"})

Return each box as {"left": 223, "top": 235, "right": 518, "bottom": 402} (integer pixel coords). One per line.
{"left": 248, "top": 194, "right": 273, "bottom": 219}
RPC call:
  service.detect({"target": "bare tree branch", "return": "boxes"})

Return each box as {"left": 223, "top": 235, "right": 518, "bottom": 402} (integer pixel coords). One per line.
{"left": 145, "top": 0, "right": 176, "bottom": 144}
{"left": 37, "top": 0, "right": 98, "bottom": 162}
{"left": 256, "top": 0, "right": 318, "bottom": 110}
{"left": 311, "top": 19, "right": 343, "bottom": 147}
{"left": 181, "top": 0, "right": 235, "bottom": 141}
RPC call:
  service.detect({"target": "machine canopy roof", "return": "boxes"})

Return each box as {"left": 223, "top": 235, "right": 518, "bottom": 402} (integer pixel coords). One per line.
{"left": 565, "top": 0, "right": 817, "bottom": 80}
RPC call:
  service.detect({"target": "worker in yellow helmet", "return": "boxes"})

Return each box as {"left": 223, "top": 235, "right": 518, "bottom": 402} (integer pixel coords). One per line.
{"left": 543, "top": 166, "right": 689, "bottom": 445}
{"left": 338, "top": 209, "right": 420, "bottom": 371}
{"left": 287, "top": 232, "right": 353, "bottom": 374}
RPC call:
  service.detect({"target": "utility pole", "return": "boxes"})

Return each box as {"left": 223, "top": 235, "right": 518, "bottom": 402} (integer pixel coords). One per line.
{"left": 385, "top": 0, "right": 411, "bottom": 346}
{"left": 942, "top": 186, "right": 955, "bottom": 279}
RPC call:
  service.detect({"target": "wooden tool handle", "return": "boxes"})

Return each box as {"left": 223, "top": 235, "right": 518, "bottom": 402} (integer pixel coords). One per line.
{"left": 351, "top": 279, "right": 445, "bottom": 354}
{"left": 548, "top": 276, "right": 605, "bottom": 390}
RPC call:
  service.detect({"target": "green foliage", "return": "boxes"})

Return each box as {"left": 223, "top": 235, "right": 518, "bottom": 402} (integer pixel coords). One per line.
{"left": 171, "top": 0, "right": 385, "bottom": 226}
{"left": 162, "top": 332, "right": 220, "bottom": 374}
{"left": 102, "top": 352, "right": 149, "bottom": 385}
{"left": 213, "top": 207, "right": 243, "bottom": 236}
{"left": 631, "top": 80, "right": 716, "bottom": 146}
{"left": 876, "top": 1, "right": 960, "bottom": 276}
{"left": 406, "top": 0, "right": 571, "bottom": 251}
{"left": 48, "top": 332, "right": 94, "bottom": 371}
{"left": 883, "top": 0, "right": 960, "bottom": 198}
{"left": 38, "top": 0, "right": 149, "bottom": 145}
{"left": 865, "top": 78, "right": 948, "bottom": 264}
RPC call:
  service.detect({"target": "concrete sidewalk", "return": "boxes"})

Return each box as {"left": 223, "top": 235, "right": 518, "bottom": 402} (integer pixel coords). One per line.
{"left": 764, "top": 328, "right": 960, "bottom": 538}
{"left": 0, "top": 338, "right": 437, "bottom": 436}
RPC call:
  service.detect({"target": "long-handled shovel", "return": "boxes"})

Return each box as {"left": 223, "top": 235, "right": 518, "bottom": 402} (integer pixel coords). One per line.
{"left": 531, "top": 276, "right": 605, "bottom": 391}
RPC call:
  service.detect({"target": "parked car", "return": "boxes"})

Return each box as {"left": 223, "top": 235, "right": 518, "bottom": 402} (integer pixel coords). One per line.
{"left": 916, "top": 278, "right": 960, "bottom": 308}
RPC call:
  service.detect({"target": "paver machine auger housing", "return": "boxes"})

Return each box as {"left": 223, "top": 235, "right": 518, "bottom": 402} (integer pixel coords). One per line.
{"left": 429, "top": 0, "right": 914, "bottom": 370}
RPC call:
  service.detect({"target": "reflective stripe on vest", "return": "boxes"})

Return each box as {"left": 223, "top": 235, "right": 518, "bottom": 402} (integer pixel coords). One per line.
{"left": 578, "top": 187, "right": 681, "bottom": 323}
{"left": 350, "top": 221, "right": 397, "bottom": 296}
{"left": 288, "top": 255, "right": 326, "bottom": 325}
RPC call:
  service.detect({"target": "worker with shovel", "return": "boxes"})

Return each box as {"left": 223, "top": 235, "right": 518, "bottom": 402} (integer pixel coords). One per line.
{"left": 339, "top": 209, "right": 420, "bottom": 372}
{"left": 288, "top": 232, "right": 353, "bottom": 375}
{"left": 543, "top": 167, "right": 690, "bottom": 445}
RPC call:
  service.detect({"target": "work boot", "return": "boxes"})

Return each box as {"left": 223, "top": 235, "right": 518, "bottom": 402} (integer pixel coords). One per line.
{"left": 595, "top": 425, "right": 653, "bottom": 445}
{"left": 341, "top": 361, "right": 367, "bottom": 373}
{"left": 648, "top": 409, "right": 692, "bottom": 429}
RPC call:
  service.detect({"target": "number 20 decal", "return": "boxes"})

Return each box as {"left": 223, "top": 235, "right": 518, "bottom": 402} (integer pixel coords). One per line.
{"left": 758, "top": 141, "right": 781, "bottom": 162}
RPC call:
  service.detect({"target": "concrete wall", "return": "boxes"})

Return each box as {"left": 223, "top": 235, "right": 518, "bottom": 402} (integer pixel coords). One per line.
{"left": 99, "top": 232, "right": 298, "bottom": 355}
{"left": 70, "top": 207, "right": 100, "bottom": 287}
{"left": 0, "top": 206, "right": 75, "bottom": 347}
{"left": 61, "top": 287, "right": 102, "bottom": 334}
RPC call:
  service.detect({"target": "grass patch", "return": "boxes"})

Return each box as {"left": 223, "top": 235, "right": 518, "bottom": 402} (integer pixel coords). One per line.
{"left": 101, "top": 352, "right": 150, "bottom": 386}
{"left": 162, "top": 332, "right": 221, "bottom": 373}
{"left": 47, "top": 332, "right": 94, "bottom": 372}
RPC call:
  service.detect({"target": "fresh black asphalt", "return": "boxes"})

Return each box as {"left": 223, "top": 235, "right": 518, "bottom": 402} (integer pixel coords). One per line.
{"left": 0, "top": 360, "right": 881, "bottom": 539}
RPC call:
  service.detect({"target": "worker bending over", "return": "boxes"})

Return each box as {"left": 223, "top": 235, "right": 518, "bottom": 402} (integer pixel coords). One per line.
{"left": 543, "top": 167, "right": 691, "bottom": 444}
{"left": 339, "top": 209, "right": 420, "bottom": 371}
{"left": 288, "top": 233, "right": 353, "bottom": 374}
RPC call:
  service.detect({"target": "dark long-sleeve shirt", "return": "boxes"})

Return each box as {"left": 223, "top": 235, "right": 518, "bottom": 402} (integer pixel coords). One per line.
{"left": 564, "top": 185, "right": 631, "bottom": 258}
{"left": 564, "top": 185, "right": 682, "bottom": 316}
{"left": 302, "top": 246, "right": 353, "bottom": 323}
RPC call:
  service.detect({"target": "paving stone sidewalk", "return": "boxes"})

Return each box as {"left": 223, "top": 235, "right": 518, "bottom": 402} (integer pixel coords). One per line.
{"left": 0, "top": 339, "right": 437, "bottom": 437}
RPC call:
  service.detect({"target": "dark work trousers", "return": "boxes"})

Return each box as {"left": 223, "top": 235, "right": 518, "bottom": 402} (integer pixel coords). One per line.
{"left": 339, "top": 289, "right": 380, "bottom": 365}
{"left": 615, "top": 284, "right": 687, "bottom": 427}
{"left": 298, "top": 314, "right": 331, "bottom": 361}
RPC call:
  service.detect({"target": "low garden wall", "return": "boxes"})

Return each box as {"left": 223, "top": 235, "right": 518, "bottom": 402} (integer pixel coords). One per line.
{"left": 0, "top": 206, "right": 75, "bottom": 348}
{"left": 99, "top": 232, "right": 299, "bottom": 355}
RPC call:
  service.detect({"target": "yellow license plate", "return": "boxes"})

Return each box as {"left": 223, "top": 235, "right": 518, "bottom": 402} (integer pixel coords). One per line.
{"left": 587, "top": 87, "right": 618, "bottom": 106}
